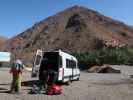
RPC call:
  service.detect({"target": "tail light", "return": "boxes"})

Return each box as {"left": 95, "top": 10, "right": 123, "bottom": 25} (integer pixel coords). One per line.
{"left": 62, "top": 68, "right": 64, "bottom": 77}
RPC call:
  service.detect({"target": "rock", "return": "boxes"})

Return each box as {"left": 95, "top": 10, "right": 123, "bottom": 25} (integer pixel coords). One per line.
{"left": 88, "top": 65, "right": 121, "bottom": 73}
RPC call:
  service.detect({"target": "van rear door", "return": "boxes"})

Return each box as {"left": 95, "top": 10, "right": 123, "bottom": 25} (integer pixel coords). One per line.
{"left": 58, "top": 55, "right": 63, "bottom": 81}
{"left": 31, "top": 49, "right": 43, "bottom": 77}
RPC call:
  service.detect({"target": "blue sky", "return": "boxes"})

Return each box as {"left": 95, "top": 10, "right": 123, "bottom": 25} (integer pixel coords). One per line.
{"left": 0, "top": 0, "right": 133, "bottom": 38}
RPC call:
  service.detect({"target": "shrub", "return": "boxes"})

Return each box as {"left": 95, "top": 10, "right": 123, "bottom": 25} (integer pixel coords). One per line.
{"left": 119, "top": 32, "right": 128, "bottom": 37}
{"left": 72, "top": 46, "right": 133, "bottom": 68}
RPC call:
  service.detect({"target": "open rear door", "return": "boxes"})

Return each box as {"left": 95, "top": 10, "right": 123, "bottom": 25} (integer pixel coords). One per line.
{"left": 31, "top": 49, "right": 43, "bottom": 77}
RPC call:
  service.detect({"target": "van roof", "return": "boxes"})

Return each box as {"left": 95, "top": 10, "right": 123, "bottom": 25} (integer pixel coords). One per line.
{"left": 43, "top": 49, "right": 65, "bottom": 53}
{"left": 43, "top": 49, "right": 77, "bottom": 62}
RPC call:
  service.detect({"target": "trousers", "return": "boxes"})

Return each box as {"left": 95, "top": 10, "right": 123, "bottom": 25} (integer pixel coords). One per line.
{"left": 10, "top": 74, "right": 21, "bottom": 93}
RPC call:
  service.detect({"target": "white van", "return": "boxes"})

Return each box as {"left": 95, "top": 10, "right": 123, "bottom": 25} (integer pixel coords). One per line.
{"left": 31, "top": 49, "right": 80, "bottom": 83}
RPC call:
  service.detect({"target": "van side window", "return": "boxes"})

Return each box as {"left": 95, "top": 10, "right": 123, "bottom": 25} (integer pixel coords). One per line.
{"left": 35, "top": 55, "right": 41, "bottom": 65}
{"left": 66, "top": 59, "right": 69, "bottom": 68}
{"left": 66, "top": 59, "right": 76, "bottom": 68}
{"left": 72, "top": 60, "right": 76, "bottom": 68}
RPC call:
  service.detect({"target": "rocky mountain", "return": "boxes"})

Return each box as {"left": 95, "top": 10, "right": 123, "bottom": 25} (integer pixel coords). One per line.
{"left": 0, "top": 36, "right": 7, "bottom": 51}
{"left": 7, "top": 5, "right": 133, "bottom": 59}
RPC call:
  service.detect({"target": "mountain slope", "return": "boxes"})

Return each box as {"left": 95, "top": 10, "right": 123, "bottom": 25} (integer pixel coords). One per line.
{"left": 8, "top": 5, "right": 133, "bottom": 57}
{"left": 0, "top": 36, "right": 7, "bottom": 51}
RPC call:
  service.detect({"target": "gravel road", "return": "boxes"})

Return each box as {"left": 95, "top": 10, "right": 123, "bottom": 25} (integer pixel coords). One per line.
{"left": 0, "top": 68, "right": 133, "bottom": 100}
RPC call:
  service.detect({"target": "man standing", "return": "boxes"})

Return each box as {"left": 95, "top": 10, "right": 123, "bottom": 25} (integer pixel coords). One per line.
{"left": 10, "top": 58, "right": 24, "bottom": 93}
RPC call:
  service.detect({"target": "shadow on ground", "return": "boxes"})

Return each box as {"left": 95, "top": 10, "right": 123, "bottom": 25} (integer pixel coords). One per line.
{"left": 0, "top": 87, "right": 10, "bottom": 93}
{"left": 22, "top": 80, "right": 40, "bottom": 87}
{"left": 21, "top": 80, "right": 70, "bottom": 87}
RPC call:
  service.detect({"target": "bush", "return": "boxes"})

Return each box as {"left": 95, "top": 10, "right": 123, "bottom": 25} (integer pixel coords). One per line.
{"left": 119, "top": 32, "right": 128, "bottom": 37}
{"left": 98, "top": 47, "right": 133, "bottom": 65}
{"left": 72, "top": 46, "right": 133, "bottom": 68}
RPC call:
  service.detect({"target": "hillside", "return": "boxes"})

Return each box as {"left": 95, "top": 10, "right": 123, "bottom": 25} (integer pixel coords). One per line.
{"left": 0, "top": 36, "right": 7, "bottom": 51}
{"left": 7, "top": 5, "right": 133, "bottom": 59}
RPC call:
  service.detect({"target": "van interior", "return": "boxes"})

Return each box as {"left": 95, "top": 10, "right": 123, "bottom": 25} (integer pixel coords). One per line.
{"left": 39, "top": 52, "right": 59, "bottom": 72}
{"left": 38, "top": 52, "right": 59, "bottom": 83}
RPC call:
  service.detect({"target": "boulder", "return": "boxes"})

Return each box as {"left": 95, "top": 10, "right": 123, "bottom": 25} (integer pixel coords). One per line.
{"left": 88, "top": 65, "right": 121, "bottom": 73}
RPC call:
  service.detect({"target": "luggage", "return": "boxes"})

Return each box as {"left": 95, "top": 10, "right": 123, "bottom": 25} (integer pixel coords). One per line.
{"left": 46, "top": 84, "right": 62, "bottom": 95}
{"left": 29, "top": 85, "right": 41, "bottom": 94}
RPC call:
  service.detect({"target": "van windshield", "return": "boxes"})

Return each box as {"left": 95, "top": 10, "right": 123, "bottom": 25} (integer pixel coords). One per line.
{"left": 40, "top": 52, "right": 59, "bottom": 71}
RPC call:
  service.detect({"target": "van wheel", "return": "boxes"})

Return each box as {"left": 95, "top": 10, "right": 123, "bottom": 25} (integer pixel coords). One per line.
{"left": 66, "top": 81, "right": 70, "bottom": 85}
{"left": 66, "top": 77, "right": 71, "bottom": 85}
{"left": 76, "top": 75, "right": 80, "bottom": 81}
{"left": 76, "top": 77, "right": 79, "bottom": 81}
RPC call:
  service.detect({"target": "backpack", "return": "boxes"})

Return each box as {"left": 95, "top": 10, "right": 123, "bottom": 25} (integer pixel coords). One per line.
{"left": 11, "top": 63, "right": 23, "bottom": 72}
{"left": 17, "top": 63, "right": 24, "bottom": 71}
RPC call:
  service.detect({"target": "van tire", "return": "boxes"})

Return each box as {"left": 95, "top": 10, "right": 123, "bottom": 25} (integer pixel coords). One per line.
{"left": 76, "top": 77, "right": 79, "bottom": 81}
{"left": 66, "top": 76, "right": 72, "bottom": 85}
{"left": 76, "top": 75, "right": 80, "bottom": 81}
{"left": 66, "top": 81, "right": 70, "bottom": 85}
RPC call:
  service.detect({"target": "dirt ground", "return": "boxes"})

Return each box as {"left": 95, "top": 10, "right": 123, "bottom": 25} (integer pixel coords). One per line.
{"left": 0, "top": 67, "right": 133, "bottom": 100}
